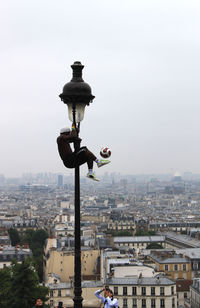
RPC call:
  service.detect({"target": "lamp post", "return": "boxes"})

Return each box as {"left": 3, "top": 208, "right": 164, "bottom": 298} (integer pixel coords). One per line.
{"left": 59, "top": 62, "right": 95, "bottom": 308}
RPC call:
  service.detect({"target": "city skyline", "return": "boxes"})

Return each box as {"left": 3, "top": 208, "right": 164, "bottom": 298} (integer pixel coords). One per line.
{"left": 1, "top": 0, "right": 200, "bottom": 177}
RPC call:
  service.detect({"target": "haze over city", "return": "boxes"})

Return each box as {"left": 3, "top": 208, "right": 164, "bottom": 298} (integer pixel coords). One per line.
{"left": 1, "top": 0, "right": 200, "bottom": 177}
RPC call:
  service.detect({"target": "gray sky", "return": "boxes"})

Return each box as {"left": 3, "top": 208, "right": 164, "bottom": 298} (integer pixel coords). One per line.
{"left": 1, "top": 0, "right": 200, "bottom": 177}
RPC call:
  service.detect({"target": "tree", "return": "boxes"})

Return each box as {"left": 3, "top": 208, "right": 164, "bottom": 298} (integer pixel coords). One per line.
{"left": 21, "top": 229, "right": 35, "bottom": 246}
{"left": 8, "top": 228, "right": 20, "bottom": 246}
{"left": 0, "top": 267, "right": 11, "bottom": 307}
{"left": 0, "top": 258, "right": 49, "bottom": 308}
{"left": 8, "top": 228, "right": 48, "bottom": 282}
{"left": 146, "top": 243, "right": 163, "bottom": 249}
{"left": 32, "top": 229, "right": 48, "bottom": 246}
{"left": 110, "top": 230, "right": 133, "bottom": 236}
{"left": 135, "top": 230, "right": 156, "bottom": 236}
{"left": 21, "top": 229, "right": 48, "bottom": 281}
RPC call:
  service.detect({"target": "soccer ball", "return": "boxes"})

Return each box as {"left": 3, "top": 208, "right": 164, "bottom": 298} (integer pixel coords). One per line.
{"left": 100, "top": 147, "right": 111, "bottom": 158}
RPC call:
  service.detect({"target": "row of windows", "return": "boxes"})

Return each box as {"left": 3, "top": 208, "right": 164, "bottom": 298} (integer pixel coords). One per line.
{"left": 177, "top": 292, "right": 188, "bottom": 299}
{"left": 50, "top": 290, "right": 70, "bottom": 297}
{"left": 50, "top": 290, "right": 62, "bottom": 297}
{"left": 114, "top": 286, "right": 174, "bottom": 296}
{"left": 0, "top": 254, "right": 28, "bottom": 261}
{"left": 164, "top": 264, "right": 187, "bottom": 271}
{"left": 109, "top": 222, "right": 134, "bottom": 225}
{"left": 109, "top": 227, "right": 134, "bottom": 230}
{"left": 117, "top": 243, "right": 163, "bottom": 247}
{"left": 122, "top": 297, "right": 175, "bottom": 308}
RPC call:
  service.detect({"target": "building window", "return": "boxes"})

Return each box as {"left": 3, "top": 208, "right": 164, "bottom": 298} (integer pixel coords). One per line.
{"left": 164, "top": 264, "right": 168, "bottom": 271}
{"left": 132, "top": 286, "right": 137, "bottom": 295}
{"left": 50, "top": 290, "right": 53, "bottom": 297}
{"left": 171, "top": 286, "right": 174, "bottom": 295}
{"left": 184, "top": 292, "right": 187, "bottom": 298}
{"left": 132, "top": 298, "right": 137, "bottom": 308}
{"left": 114, "top": 287, "right": 118, "bottom": 295}
{"left": 151, "top": 287, "right": 155, "bottom": 295}
{"left": 160, "top": 299, "right": 165, "bottom": 308}
{"left": 58, "top": 290, "right": 61, "bottom": 297}
{"left": 160, "top": 287, "right": 165, "bottom": 296}
{"left": 123, "top": 286, "right": 127, "bottom": 295}
{"left": 142, "top": 299, "right": 146, "bottom": 308}
{"left": 151, "top": 299, "right": 156, "bottom": 308}
{"left": 174, "top": 264, "right": 178, "bottom": 271}
{"left": 183, "top": 264, "right": 186, "bottom": 271}
{"left": 123, "top": 298, "right": 128, "bottom": 307}
{"left": 66, "top": 290, "right": 70, "bottom": 296}
{"left": 142, "top": 287, "right": 146, "bottom": 296}
{"left": 172, "top": 298, "right": 175, "bottom": 308}
{"left": 50, "top": 300, "right": 54, "bottom": 307}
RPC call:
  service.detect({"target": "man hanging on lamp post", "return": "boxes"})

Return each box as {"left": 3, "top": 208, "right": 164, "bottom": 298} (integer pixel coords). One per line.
{"left": 57, "top": 125, "right": 110, "bottom": 181}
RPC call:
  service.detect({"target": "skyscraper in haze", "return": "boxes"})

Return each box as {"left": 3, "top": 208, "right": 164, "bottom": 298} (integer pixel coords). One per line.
{"left": 58, "top": 174, "right": 63, "bottom": 188}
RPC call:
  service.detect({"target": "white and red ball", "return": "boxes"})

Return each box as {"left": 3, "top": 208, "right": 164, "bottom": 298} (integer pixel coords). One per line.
{"left": 100, "top": 147, "right": 111, "bottom": 158}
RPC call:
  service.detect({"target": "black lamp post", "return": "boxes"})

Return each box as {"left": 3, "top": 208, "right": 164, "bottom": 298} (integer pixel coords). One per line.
{"left": 59, "top": 62, "right": 95, "bottom": 308}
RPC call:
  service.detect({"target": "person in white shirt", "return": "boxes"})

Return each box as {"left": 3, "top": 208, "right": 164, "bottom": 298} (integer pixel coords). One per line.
{"left": 94, "top": 287, "right": 119, "bottom": 308}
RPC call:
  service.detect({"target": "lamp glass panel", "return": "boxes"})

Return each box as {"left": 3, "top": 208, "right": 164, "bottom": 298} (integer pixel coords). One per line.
{"left": 67, "top": 103, "right": 86, "bottom": 122}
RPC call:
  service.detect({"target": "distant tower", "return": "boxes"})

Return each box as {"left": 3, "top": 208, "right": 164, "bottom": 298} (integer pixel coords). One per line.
{"left": 58, "top": 174, "right": 63, "bottom": 188}
{"left": 173, "top": 171, "right": 182, "bottom": 182}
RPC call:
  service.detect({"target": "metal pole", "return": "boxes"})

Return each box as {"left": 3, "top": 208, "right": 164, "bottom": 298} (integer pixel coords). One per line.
{"left": 73, "top": 155, "right": 83, "bottom": 308}
{"left": 73, "top": 110, "right": 83, "bottom": 307}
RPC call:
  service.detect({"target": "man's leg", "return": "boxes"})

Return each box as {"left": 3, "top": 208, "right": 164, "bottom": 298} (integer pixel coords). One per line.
{"left": 84, "top": 149, "right": 111, "bottom": 169}
{"left": 76, "top": 147, "right": 99, "bottom": 181}
{"left": 85, "top": 149, "right": 100, "bottom": 181}
{"left": 85, "top": 149, "right": 97, "bottom": 170}
{"left": 76, "top": 147, "right": 110, "bottom": 181}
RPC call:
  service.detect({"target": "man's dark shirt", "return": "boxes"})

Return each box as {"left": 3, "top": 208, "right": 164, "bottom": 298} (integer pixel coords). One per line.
{"left": 57, "top": 131, "right": 83, "bottom": 168}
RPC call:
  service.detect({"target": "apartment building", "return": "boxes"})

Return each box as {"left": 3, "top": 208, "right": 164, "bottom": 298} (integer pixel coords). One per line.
{"left": 44, "top": 239, "right": 100, "bottom": 282}
{"left": 47, "top": 280, "right": 103, "bottom": 307}
{"left": 176, "top": 279, "right": 192, "bottom": 307}
{"left": 107, "top": 276, "right": 177, "bottom": 308}
{"left": 190, "top": 278, "right": 200, "bottom": 308}
{"left": 0, "top": 245, "right": 32, "bottom": 269}
{"left": 108, "top": 215, "right": 135, "bottom": 232}
{"left": 149, "top": 251, "right": 192, "bottom": 280}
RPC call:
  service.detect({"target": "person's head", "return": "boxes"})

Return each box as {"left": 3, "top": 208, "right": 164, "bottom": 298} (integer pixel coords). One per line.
{"left": 60, "top": 127, "right": 71, "bottom": 135}
{"left": 35, "top": 298, "right": 43, "bottom": 306}
{"left": 105, "top": 288, "right": 113, "bottom": 299}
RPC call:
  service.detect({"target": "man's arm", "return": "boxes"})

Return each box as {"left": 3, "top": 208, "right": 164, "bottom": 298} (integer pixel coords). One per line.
{"left": 94, "top": 289, "right": 106, "bottom": 303}
{"left": 57, "top": 131, "right": 81, "bottom": 145}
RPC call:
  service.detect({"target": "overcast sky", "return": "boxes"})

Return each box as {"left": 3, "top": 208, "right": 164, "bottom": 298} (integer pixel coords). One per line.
{"left": 0, "top": 0, "right": 200, "bottom": 177}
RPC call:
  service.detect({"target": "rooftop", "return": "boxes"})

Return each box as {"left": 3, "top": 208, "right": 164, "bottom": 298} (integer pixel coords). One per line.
{"left": 107, "top": 276, "right": 175, "bottom": 286}
{"left": 176, "top": 280, "right": 193, "bottom": 292}
{"left": 114, "top": 236, "right": 165, "bottom": 243}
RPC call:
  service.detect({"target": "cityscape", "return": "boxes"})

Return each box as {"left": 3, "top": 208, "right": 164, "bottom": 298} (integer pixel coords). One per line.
{"left": 1, "top": 171, "right": 200, "bottom": 307}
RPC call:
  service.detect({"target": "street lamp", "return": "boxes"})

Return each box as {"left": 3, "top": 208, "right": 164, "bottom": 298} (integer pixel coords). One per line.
{"left": 59, "top": 61, "right": 95, "bottom": 308}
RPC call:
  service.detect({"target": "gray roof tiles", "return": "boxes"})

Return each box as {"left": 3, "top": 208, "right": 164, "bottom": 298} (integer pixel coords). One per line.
{"left": 114, "top": 236, "right": 165, "bottom": 243}
{"left": 107, "top": 276, "right": 175, "bottom": 286}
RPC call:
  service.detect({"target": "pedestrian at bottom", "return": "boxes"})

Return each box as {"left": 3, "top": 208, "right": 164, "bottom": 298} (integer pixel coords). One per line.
{"left": 57, "top": 301, "right": 65, "bottom": 308}
{"left": 95, "top": 287, "right": 119, "bottom": 308}
{"left": 32, "top": 298, "right": 47, "bottom": 308}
